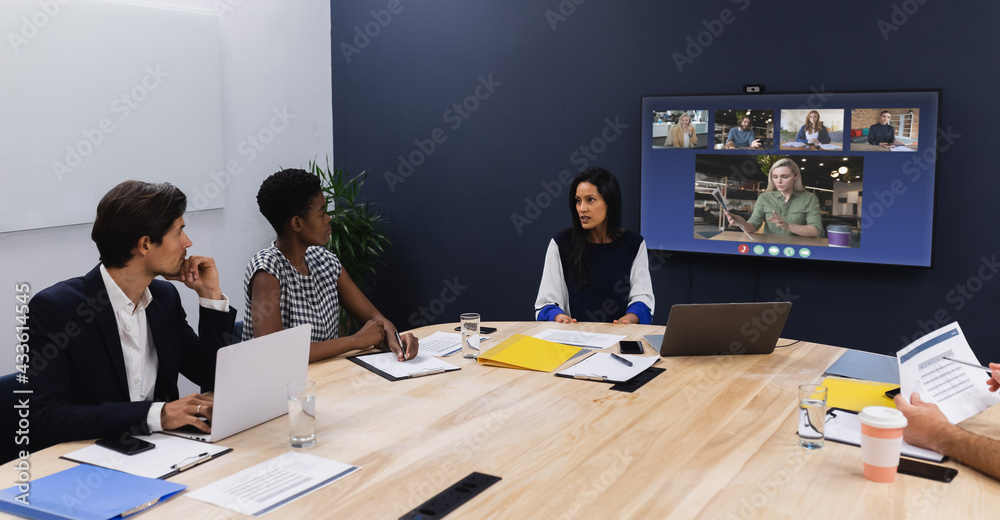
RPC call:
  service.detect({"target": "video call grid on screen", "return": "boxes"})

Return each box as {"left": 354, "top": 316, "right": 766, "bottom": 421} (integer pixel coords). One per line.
{"left": 640, "top": 90, "right": 940, "bottom": 267}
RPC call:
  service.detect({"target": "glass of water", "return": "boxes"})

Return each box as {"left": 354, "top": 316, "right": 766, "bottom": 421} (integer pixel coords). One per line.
{"left": 460, "top": 313, "right": 480, "bottom": 359}
{"left": 798, "top": 384, "right": 828, "bottom": 449}
{"left": 287, "top": 380, "right": 316, "bottom": 448}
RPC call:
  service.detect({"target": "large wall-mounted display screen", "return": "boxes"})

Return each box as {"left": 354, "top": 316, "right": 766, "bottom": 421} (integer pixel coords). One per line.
{"left": 640, "top": 90, "right": 940, "bottom": 267}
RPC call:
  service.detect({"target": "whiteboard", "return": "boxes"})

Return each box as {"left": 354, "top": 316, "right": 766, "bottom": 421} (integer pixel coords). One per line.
{"left": 0, "top": 0, "right": 224, "bottom": 232}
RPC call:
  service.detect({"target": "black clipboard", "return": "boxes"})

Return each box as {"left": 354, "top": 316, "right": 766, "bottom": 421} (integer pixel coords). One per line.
{"left": 347, "top": 354, "right": 460, "bottom": 382}
{"left": 158, "top": 448, "right": 233, "bottom": 479}
{"left": 554, "top": 366, "right": 665, "bottom": 393}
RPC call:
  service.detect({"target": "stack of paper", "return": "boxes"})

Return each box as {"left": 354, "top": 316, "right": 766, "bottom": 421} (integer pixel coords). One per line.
{"left": 416, "top": 331, "right": 463, "bottom": 356}
{"left": 532, "top": 329, "right": 627, "bottom": 349}
{"left": 187, "top": 452, "right": 360, "bottom": 517}
{"left": 478, "top": 334, "right": 584, "bottom": 372}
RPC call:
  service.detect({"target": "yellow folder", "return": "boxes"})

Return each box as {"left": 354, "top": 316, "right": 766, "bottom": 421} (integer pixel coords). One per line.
{"left": 821, "top": 376, "right": 898, "bottom": 412}
{"left": 477, "top": 334, "right": 584, "bottom": 372}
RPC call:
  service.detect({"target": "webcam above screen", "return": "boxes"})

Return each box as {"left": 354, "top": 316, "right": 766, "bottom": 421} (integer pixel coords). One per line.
{"left": 640, "top": 90, "right": 941, "bottom": 267}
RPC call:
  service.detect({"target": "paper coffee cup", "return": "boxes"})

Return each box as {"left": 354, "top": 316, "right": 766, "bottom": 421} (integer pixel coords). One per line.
{"left": 827, "top": 224, "right": 851, "bottom": 248}
{"left": 858, "top": 406, "right": 908, "bottom": 482}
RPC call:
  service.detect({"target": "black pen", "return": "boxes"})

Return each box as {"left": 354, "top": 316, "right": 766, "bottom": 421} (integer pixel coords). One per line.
{"left": 395, "top": 329, "right": 406, "bottom": 360}
{"left": 610, "top": 353, "right": 633, "bottom": 367}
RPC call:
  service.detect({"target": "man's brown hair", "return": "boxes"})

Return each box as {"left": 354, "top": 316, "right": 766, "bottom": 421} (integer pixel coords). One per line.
{"left": 91, "top": 181, "right": 187, "bottom": 268}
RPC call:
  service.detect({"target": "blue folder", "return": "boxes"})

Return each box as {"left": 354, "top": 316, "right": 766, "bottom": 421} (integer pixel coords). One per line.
{"left": 0, "top": 464, "right": 185, "bottom": 520}
{"left": 824, "top": 349, "right": 900, "bottom": 385}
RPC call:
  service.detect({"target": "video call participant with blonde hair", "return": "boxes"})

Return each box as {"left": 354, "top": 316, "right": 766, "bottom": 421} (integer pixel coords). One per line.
{"left": 726, "top": 158, "right": 824, "bottom": 237}
{"left": 670, "top": 113, "right": 698, "bottom": 148}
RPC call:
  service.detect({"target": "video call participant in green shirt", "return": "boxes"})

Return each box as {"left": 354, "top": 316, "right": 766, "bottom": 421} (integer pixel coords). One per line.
{"left": 727, "top": 158, "right": 824, "bottom": 237}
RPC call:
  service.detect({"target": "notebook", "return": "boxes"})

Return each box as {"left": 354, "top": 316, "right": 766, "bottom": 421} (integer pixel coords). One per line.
{"left": 659, "top": 302, "right": 791, "bottom": 356}
{"left": 165, "top": 324, "right": 310, "bottom": 442}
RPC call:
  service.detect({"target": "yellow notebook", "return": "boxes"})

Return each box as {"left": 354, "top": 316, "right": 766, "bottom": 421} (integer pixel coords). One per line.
{"left": 477, "top": 334, "right": 584, "bottom": 372}
{"left": 821, "top": 376, "right": 898, "bottom": 412}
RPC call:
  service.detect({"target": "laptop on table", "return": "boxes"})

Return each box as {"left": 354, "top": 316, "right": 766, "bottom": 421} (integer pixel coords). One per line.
{"left": 659, "top": 303, "right": 792, "bottom": 357}
{"left": 166, "top": 324, "right": 311, "bottom": 442}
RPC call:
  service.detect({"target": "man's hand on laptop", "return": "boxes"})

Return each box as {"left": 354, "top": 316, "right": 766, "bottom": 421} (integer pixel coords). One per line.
{"left": 162, "top": 393, "right": 214, "bottom": 432}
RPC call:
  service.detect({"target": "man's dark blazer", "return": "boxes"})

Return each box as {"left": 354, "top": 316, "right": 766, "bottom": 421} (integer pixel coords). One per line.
{"left": 28, "top": 265, "right": 237, "bottom": 450}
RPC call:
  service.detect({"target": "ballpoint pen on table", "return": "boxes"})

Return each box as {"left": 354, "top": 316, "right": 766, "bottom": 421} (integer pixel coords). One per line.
{"left": 172, "top": 452, "right": 211, "bottom": 471}
{"left": 610, "top": 353, "right": 633, "bottom": 367}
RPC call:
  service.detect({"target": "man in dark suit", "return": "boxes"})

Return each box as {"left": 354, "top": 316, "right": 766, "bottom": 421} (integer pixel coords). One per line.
{"left": 29, "top": 181, "right": 236, "bottom": 450}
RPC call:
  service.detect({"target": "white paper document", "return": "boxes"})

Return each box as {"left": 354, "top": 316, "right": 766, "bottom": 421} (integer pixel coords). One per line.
{"left": 556, "top": 353, "right": 658, "bottom": 382}
{"left": 187, "top": 452, "right": 360, "bottom": 517}
{"left": 533, "top": 329, "right": 627, "bottom": 350}
{"left": 354, "top": 351, "right": 460, "bottom": 379}
{"left": 897, "top": 322, "right": 1000, "bottom": 424}
{"left": 416, "top": 331, "right": 463, "bottom": 356}
{"left": 61, "top": 433, "right": 231, "bottom": 479}
{"left": 709, "top": 188, "right": 733, "bottom": 215}
{"left": 805, "top": 410, "right": 944, "bottom": 462}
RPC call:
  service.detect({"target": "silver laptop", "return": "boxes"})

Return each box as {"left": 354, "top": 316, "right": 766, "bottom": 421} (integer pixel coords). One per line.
{"left": 659, "top": 303, "right": 791, "bottom": 356}
{"left": 166, "top": 324, "right": 311, "bottom": 442}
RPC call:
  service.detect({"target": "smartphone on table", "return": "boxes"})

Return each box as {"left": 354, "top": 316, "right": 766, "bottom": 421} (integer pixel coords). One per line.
{"left": 898, "top": 457, "right": 957, "bottom": 482}
{"left": 96, "top": 434, "right": 155, "bottom": 455}
{"left": 619, "top": 341, "right": 644, "bottom": 355}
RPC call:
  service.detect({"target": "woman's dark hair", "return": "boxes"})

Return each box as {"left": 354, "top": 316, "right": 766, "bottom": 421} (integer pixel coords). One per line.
{"left": 257, "top": 169, "right": 323, "bottom": 234}
{"left": 91, "top": 181, "right": 187, "bottom": 268}
{"left": 566, "top": 167, "right": 623, "bottom": 287}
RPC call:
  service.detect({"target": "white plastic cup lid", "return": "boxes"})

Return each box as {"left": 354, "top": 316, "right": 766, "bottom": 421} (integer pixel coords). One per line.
{"left": 859, "top": 406, "right": 908, "bottom": 429}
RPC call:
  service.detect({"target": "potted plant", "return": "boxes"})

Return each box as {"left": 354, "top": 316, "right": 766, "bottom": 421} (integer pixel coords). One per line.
{"left": 308, "top": 158, "right": 391, "bottom": 334}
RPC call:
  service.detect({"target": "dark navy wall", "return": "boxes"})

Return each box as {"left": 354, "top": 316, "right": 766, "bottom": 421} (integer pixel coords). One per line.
{"left": 331, "top": 1, "right": 1000, "bottom": 360}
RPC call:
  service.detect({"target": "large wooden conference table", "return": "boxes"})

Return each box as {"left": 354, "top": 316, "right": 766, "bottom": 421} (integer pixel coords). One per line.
{"left": 5, "top": 321, "right": 1000, "bottom": 519}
